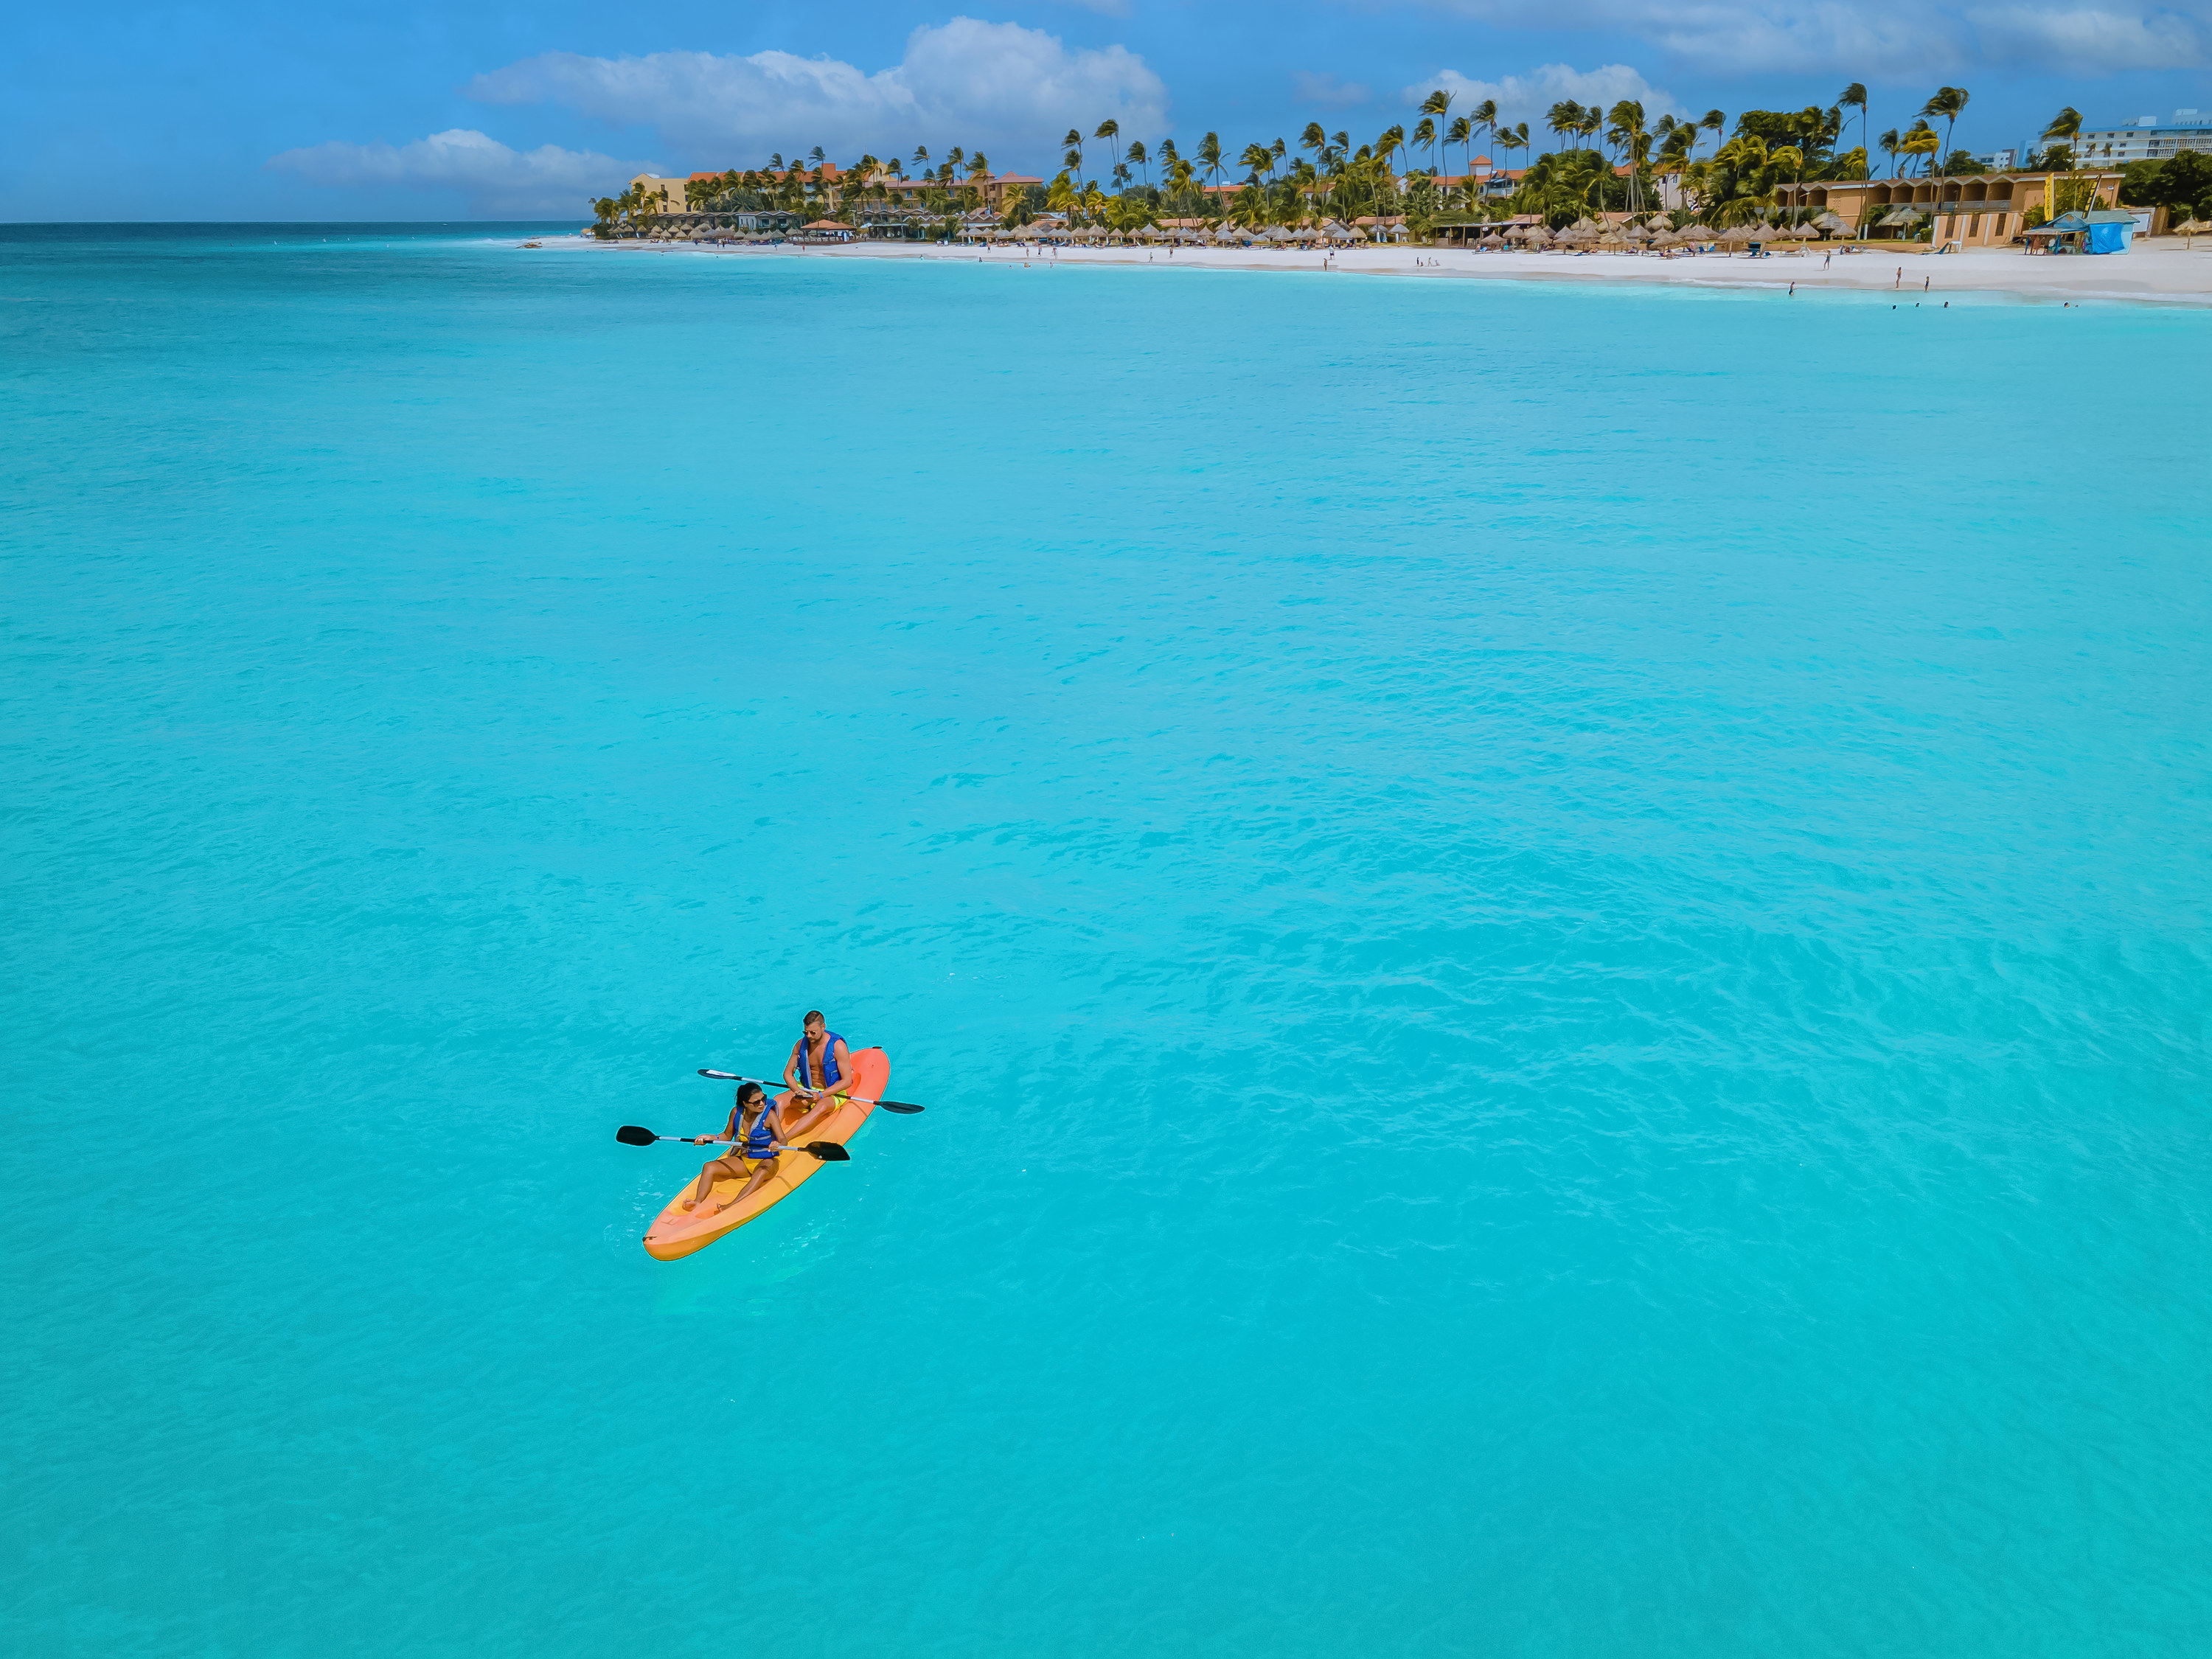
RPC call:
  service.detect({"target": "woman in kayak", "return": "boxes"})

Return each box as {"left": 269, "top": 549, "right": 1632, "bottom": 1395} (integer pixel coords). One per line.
{"left": 681, "top": 1082, "right": 784, "bottom": 1216}
{"left": 782, "top": 1010, "right": 856, "bottom": 1141}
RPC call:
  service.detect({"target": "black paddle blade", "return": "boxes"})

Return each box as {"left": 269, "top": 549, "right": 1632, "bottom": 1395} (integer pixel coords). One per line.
{"left": 698, "top": 1068, "right": 740, "bottom": 1080}
{"left": 615, "top": 1125, "right": 659, "bottom": 1147}
{"left": 802, "top": 1142, "right": 851, "bottom": 1161}
{"left": 876, "top": 1100, "right": 925, "bottom": 1115}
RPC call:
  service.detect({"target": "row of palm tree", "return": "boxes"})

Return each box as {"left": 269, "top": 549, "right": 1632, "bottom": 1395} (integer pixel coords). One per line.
{"left": 608, "top": 88, "right": 2105, "bottom": 241}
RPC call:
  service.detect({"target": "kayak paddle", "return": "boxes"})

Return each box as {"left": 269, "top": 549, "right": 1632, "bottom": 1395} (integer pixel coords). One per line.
{"left": 615, "top": 1125, "right": 850, "bottom": 1161}
{"left": 697, "top": 1068, "right": 925, "bottom": 1113}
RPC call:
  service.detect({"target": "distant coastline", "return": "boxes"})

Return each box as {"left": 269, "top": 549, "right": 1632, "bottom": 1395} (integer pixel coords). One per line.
{"left": 525, "top": 230, "right": 2212, "bottom": 308}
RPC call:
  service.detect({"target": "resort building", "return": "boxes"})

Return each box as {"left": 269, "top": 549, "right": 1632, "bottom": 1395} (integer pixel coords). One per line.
{"left": 866, "top": 170, "right": 1043, "bottom": 211}
{"left": 1770, "top": 170, "right": 2124, "bottom": 244}
{"left": 2073, "top": 112, "right": 2212, "bottom": 167}
{"left": 628, "top": 176, "right": 692, "bottom": 215}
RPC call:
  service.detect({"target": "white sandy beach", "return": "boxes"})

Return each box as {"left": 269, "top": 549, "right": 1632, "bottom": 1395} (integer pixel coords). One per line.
{"left": 532, "top": 230, "right": 2212, "bottom": 306}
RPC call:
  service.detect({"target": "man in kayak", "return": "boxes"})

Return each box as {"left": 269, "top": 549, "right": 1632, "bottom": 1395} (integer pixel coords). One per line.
{"left": 681, "top": 1081, "right": 784, "bottom": 1216}
{"left": 782, "top": 1010, "right": 857, "bottom": 1141}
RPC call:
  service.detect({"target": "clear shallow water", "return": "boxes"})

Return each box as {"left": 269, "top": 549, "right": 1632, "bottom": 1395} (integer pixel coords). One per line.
{"left": 4, "top": 224, "right": 2209, "bottom": 1656}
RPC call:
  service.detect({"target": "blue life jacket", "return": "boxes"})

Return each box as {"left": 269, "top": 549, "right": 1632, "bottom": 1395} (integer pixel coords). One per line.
{"left": 797, "top": 1031, "right": 846, "bottom": 1092}
{"left": 740, "top": 1098, "right": 779, "bottom": 1161}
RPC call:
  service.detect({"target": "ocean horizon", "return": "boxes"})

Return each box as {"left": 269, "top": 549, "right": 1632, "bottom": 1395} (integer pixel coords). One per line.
{"left": 5, "top": 222, "right": 2208, "bottom": 1656}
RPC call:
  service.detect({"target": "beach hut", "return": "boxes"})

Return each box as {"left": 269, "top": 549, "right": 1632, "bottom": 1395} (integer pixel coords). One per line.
{"left": 1480, "top": 232, "right": 1507, "bottom": 250}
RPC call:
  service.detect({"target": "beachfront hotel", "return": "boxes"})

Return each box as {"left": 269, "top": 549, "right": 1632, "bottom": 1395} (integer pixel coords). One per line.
{"left": 1770, "top": 169, "right": 2128, "bottom": 247}
{"left": 2070, "top": 111, "right": 2212, "bottom": 167}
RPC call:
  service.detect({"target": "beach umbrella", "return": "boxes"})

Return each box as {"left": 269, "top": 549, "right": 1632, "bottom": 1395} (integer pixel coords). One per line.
{"left": 1481, "top": 232, "right": 1507, "bottom": 249}
{"left": 1525, "top": 225, "right": 1555, "bottom": 248}
{"left": 1718, "top": 223, "right": 1754, "bottom": 245}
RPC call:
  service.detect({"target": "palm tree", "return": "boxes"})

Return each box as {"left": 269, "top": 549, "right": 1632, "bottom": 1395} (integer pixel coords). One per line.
{"left": 1837, "top": 84, "right": 1868, "bottom": 159}
{"left": 1422, "top": 88, "right": 1454, "bottom": 136}
{"left": 1878, "top": 129, "right": 1900, "bottom": 176}
{"left": 1198, "top": 132, "right": 1224, "bottom": 206}
{"left": 1270, "top": 138, "right": 1287, "bottom": 179}
{"left": 1421, "top": 88, "right": 1454, "bottom": 180}
{"left": 1901, "top": 122, "right": 1939, "bottom": 178}
{"left": 1127, "top": 139, "right": 1150, "bottom": 187}
{"left": 1445, "top": 116, "right": 1472, "bottom": 184}
{"left": 2040, "top": 105, "right": 2081, "bottom": 161}
{"left": 1920, "top": 87, "right": 1969, "bottom": 170}
{"left": 1062, "top": 129, "right": 1083, "bottom": 184}
{"left": 2041, "top": 106, "right": 2083, "bottom": 217}
{"left": 1495, "top": 122, "right": 1530, "bottom": 176}
{"left": 1608, "top": 100, "right": 1649, "bottom": 217}
{"left": 1240, "top": 140, "right": 1271, "bottom": 182}
{"left": 1470, "top": 100, "right": 1498, "bottom": 165}
{"left": 1414, "top": 117, "right": 1437, "bottom": 172}
{"left": 1095, "top": 119, "right": 1121, "bottom": 177}
{"left": 1699, "top": 111, "right": 1725, "bottom": 163}
{"left": 1165, "top": 155, "right": 1197, "bottom": 210}
{"left": 1548, "top": 100, "right": 1582, "bottom": 152}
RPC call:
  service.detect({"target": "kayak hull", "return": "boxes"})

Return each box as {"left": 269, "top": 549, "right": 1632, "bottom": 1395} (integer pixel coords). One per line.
{"left": 642, "top": 1047, "right": 888, "bottom": 1261}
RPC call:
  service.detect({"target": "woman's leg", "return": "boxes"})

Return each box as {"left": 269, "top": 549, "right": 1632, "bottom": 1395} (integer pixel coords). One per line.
{"left": 733, "top": 1153, "right": 780, "bottom": 1206}
{"left": 684, "top": 1155, "right": 742, "bottom": 1211}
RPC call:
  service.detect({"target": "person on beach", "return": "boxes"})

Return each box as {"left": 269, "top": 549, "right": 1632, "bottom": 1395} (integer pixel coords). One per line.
{"left": 782, "top": 1011, "right": 857, "bottom": 1141}
{"left": 682, "top": 1082, "right": 785, "bottom": 1216}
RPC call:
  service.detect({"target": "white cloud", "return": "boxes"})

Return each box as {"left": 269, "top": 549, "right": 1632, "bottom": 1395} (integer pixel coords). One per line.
{"left": 1413, "top": 63, "right": 1682, "bottom": 130}
{"left": 1409, "top": 0, "right": 2205, "bottom": 76}
{"left": 1965, "top": 4, "right": 2205, "bottom": 69}
{"left": 267, "top": 130, "right": 654, "bottom": 214}
{"left": 469, "top": 18, "right": 1171, "bottom": 162}
{"left": 1294, "top": 71, "right": 1372, "bottom": 106}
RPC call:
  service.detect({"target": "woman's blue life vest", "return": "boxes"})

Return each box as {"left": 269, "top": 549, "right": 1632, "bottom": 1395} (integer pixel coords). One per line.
{"left": 726, "top": 1095, "right": 780, "bottom": 1161}
{"left": 796, "top": 1030, "right": 846, "bottom": 1093}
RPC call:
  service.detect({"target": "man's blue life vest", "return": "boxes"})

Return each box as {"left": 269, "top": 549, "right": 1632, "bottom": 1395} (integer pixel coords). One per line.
{"left": 797, "top": 1031, "right": 846, "bottom": 1092}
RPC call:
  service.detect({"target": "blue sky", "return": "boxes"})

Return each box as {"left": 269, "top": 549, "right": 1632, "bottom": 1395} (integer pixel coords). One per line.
{"left": 3, "top": 0, "right": 2207, "bottom": 219}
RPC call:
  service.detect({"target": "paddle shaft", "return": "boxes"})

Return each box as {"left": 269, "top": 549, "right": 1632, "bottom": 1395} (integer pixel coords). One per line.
{"left": 617, "top": 1127, "right": 846, "bottom": 1160}
{"left": 698, "top": 1069, "right": 925, "bottom": 1113}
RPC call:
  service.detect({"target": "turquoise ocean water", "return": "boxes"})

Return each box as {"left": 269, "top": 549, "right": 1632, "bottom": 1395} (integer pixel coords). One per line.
{"left": 4, "top": 224, "right": 2208, "bottom": 1655}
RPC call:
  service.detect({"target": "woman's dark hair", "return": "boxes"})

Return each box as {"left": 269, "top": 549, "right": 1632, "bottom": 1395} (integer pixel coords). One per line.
{"left": 736, "top": 1082, "right": 765, "bottom": 1107}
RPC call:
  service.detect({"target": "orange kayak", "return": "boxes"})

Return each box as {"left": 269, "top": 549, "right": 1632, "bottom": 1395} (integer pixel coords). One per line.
{"left": 642, "top": 1046, "right": 889, "bottom": 1260}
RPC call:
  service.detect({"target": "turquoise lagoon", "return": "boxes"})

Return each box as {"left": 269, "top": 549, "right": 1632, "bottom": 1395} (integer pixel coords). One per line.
{"left": 3, "top": 225, "right": 2209, "bottom": 1655}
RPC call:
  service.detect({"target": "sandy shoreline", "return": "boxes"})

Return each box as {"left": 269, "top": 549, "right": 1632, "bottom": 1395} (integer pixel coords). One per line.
{"left": 525, "top": 229, "right": 2212, "bottom": 307}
